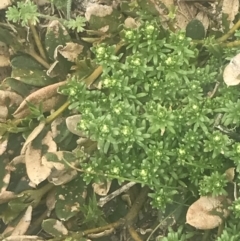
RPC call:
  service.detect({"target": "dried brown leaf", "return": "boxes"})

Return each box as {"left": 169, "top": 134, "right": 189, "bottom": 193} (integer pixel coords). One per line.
{"left": 186, "top": 195, "right": 231, "bottom": 230}
{"left": 222, "top": 0, "right": 239, "bottom": 23}
{"left": 0, "top": 90, "right": 23, "bottom": 106}
{"left": 0, "top": 90, "right": 23, "bottom": 121}
{"left": 66, "top": 114, "right": 85, "bottom": 136}
{"left": 21, "top": 122, "right": 45, "bottom": 155}
{"left": 48, "top": 169, "right": 77, "bottom": 185}
{"left": 13, "top": 81, "right": 66, "bottom": 119}
{"left": 196, "top": 11, "right": 209, "bottom": 34}
{"left": 53, "top": 220, "right": 68, "bottom": 235}
{"left": 0, "top": 191, "right": 17, "bottom": 204}
{"left": 0, "top": 137, "right": 8, "bottom": 155}
{"left": 25, "top": 142, "right": 51, "bottom": 186}
{"left": 51, "top": 117, "right": 64, "bottom": 138}
{"left": 85, "top": 4, "right": 113, "bottom": 21}
{"left": 175, "top": 2, "right": 197, "bottom": 30}
{"left": 58, "top": 42, "right": 84, "bottom": 62}
{"left": 0, "top": 0, "right": 11, "bottom": 10}
{"left": 92, "top": 180, "right": 111, "bottom": 196}
{"left": 42, "top": 130, "right": 57, "bottom": 152}
{"left": 223, "top": 53, "right": 240, "bottom": 86}
{"left": 46, "top": 189, "right": 56, "bottom": 216}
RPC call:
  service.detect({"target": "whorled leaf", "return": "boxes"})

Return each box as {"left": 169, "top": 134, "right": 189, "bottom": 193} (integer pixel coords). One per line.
{"left": 222, "top": 0, "right": 239, "bottom": 24}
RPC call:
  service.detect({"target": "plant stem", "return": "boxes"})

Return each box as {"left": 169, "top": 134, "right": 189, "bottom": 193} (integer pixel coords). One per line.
{"left": 26, "top": 46, "right": 50, "bottom": 69}
{"left": 29, "top": 22, "right": 47, "bottom": 60}
{"left": 221, "top": 40, "right": 240, "bottom": 48}
{"left": 217, "top": 19, "right": 240, "bottom": 43}
{"left": 45, "top": 100, "right": 70, "bottom": 124}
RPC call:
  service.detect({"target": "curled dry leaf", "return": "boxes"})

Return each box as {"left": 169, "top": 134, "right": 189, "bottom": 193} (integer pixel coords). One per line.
{"left": 11, "top": 205, "right": 32, "bottom": 236}
{"left": 57, "top": 42, "right": 84, "bottom": 62}
{"left": 66, "top": 114, "right": 86, "bottom": 136}
{"left": 186, "top": 195, "right": 231, "bottom": 230}
{"left": 13, "top": 81, "right": 67, "bottom": 119}
{"left": 9, "top": 155, "right": 25, "bottom": 166}
{"left": 92, "top": 180, "right": 112, "bottom": 196}
{"left": 223, "top": 53, "right": 240, "bottom": 86}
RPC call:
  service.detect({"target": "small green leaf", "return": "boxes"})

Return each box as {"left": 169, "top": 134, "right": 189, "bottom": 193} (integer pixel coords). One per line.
{"left": 11, "top": 68, "right": 57, "bottom": 87}
{"left": 42, "top": 219, "right": 68, "bottom": 237}
{"left": 55, "top": 176, "right": 86, "bottom": 221}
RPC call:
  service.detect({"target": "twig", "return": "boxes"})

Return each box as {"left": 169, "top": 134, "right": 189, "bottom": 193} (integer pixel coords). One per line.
{"left": 79, "top": 186, "right": 149, "bottom": 238}
{"left": 217, "top": 19, "right": 240, "bottom": 43}
{"left": 97, "top": 182, "right": 136, "bottom": 207}
{"left": 208, "top": 82, "right": 220, "bottom": 98}
{"left": 45, "top": 100, "right": 70, "bottom": 124}
{"left": 128, "top": 226, "right": 143, "bottom": 241}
